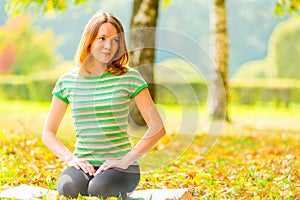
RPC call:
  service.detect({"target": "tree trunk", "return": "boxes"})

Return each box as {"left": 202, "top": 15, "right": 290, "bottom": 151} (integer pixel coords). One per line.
{"left": 209, "top": 0, "right": 230, "bottom": 121}
{"left": 129, "top": 0, "right": 159, "bottom": 126}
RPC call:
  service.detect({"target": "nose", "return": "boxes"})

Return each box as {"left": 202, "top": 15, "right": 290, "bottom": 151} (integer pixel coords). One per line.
{"left": 104, "top": 39, "right": 112, "bottom": 49}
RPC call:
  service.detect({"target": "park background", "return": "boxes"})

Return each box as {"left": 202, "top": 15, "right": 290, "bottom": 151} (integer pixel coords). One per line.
{"left": 0, "top": 0, "right": 299, "bottom": 199}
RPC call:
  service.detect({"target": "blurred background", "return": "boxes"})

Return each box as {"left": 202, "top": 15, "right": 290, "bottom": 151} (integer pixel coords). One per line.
{"left": 1, "top": 1, "right": 299, "bottom": 197}
{"left": 0, "top": 0, "right": 299, "bottom": 135}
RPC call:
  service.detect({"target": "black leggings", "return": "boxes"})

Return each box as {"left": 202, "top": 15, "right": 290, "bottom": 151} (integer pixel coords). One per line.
{"left": 57, "top": 165, "right": 140, "bottom": 199}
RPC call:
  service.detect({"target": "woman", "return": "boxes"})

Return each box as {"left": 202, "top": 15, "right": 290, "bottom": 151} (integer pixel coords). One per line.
{"left": 42, "top": 11, "right": 165, "bottom": 199}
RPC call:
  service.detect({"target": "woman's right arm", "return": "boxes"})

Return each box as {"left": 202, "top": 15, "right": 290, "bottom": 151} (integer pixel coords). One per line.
{"left": 42, "top": 96, "right": 96, "bottom": 175}
{"left": 42, "top": 96, "right": 74, "bottom": 163}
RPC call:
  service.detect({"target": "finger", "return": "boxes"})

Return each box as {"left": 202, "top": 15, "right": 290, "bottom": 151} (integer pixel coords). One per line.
{"left": 78, "top": 162, "right": 88, "bottom": 173}
{"left": 77, "top": 161, "right": 94, "bottom": 175}
{"left": 72, "top": 159, "right": 94, "bottom": 175}
{"left": 94, "top": 170, "right": 100, "bottom": 176}
{"left": 94, "top": 165, "right": 106, "bottom": 176}
{"left": 74, "top": 164, "right": 81, "bottom": 170}
{"left": 85, "top": 163, "right": 96, "bottom": 176}
{"left": 68, "top": 162, "right": 80, "bottom": 170}
{"left": 82, "top": 164, "right": 94, "bottom": 175}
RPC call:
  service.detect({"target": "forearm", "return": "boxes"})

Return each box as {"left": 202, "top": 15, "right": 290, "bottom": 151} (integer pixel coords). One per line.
{"left": 42, "top": 131, "right": 73, "bottom": 163}
{"left": 120, "top": 88, "right": 166, "bottom": 167}
{"left": 121, "top": 126, "right": 166, "bottom": 166}
{"left": 42, "top": 96, "right": 71, "bottom": 163}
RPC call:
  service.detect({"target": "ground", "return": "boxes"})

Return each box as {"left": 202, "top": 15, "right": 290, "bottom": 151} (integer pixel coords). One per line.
{"left": 0, "top": 100, "right": 299, "bottom": 199}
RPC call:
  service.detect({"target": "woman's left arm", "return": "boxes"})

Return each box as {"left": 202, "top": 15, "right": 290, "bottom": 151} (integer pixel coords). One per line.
{"left": 125, "top": 87, "right": 166, "bottom": 159}
{"left": 95, "top": 88, "right": 165, "bottom": 173}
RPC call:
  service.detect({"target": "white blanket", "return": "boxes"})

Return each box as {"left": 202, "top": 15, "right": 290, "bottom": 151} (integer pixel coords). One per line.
{"left": 0, "top": 184, "right": 190, "bottom": 200}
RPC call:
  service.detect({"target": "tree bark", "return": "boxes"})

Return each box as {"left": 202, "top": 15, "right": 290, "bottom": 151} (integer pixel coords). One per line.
{"left": 129, "top": 0, "right": 159, "bottom": 126}
{"left": 209, "top": 0, "right": 230, "bottom": 121}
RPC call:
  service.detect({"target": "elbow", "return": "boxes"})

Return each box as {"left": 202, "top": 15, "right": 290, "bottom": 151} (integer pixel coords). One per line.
{"left": 159, "top": 127, "right": 166, "bottom": 138}
{"left": 41, "top": 129, "right": 53, "bottom": 146}
{"left": 41, "top": 131, "right": 48, "bottom": 145}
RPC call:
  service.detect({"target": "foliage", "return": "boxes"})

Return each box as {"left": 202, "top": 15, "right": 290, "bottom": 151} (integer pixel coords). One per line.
{"left": 0, "top": 75, "right": 55, "bottom": 101}
{"left": 5, "top": 0, "right": 88, "bottom": 17}
{"left": 0, "top": 115, "right": 299, "bottom": 199}
{"left": 269, "top": 18, "right": 300, "bottom": 79}
{"left": 1, "top": 0, "right": 287, "bottom": 77}
{"left": 140, "top": 127, "right": 300, "bottom": 199}
{"left": 234, "top": 18, "right": 300, "bottom": 80}
{"left": 0, "top": 75, "right": 31, "bottom": 100}
{"left": 275, "top": 0, "right": 300, "bottom": 17}
{"left": 233, "top": 59, "right": 271, "bottom": 79}
{"left": 230, "top": 78, "right": 300, "bottom": 107}
{"left": 1, "top": 72, "right": 300, "bottom": 107}
{"left": 0, "top": 129, "right": 64, "bottom": 190}
{"left": 2, "top": 58, "right": 300, "bottom": 107}
{"left": 0, "top": 15, "right": 60, "bottom": 75}
{"left": 0, "top": 61, "right": 73, "bottom": 100}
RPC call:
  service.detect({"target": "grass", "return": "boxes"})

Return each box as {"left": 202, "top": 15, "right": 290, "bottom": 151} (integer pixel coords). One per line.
{"left": 0, "top": 100, "right": 299, "bottom": 199}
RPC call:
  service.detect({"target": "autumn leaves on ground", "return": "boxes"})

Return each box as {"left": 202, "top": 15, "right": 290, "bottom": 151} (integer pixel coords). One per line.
{"left": 0, "top": 102, "right": 299, "bottom": 199}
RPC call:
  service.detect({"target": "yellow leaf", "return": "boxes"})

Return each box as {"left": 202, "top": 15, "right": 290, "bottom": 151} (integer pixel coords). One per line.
{"left": 106, "top": 197, "right": 118, "bottom": 200}
{"left": 45, "top": 190, "right": 58, "bottom": 200}
{"left": 194, "top": 173, "right": 211, "bottom": 181}
{"left": 59, "top": 196, "right": 67, "bottom": 200}
{"left": 85, "top": 197, "right": 101, "bottom": 200}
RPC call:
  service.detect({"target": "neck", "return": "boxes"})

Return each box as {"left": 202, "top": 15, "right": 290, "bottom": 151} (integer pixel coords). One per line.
{"left": 81, "top": 64, "right": 107, "bottom": 76}
{"left": 81, "top": 59, "right": 107, "bottom": 76}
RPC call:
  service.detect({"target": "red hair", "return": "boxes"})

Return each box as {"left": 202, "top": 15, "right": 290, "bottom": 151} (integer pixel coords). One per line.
{"left": 75, "top": 12, "right": 129, "bottom": 75}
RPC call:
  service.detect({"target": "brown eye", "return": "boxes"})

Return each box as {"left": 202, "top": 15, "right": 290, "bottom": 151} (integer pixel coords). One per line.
{"left": 112, "top": 38, "right": 120, "bottom": 44}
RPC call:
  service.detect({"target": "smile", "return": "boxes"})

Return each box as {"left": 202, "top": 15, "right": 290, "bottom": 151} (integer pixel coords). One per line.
{"left": 101, "top": 52, "right": 111, "bottom": 56}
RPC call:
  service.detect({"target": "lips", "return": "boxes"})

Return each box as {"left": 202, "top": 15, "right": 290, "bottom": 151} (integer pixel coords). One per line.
{"left": 101, "top": 52, "right": 111, "bottom": 56}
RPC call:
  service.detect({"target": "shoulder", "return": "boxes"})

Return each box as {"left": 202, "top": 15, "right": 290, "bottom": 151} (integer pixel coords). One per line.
{"left": 119, "top": 68, "right": 146, "bottom": 83}
{"left": 122, "top": 67, "right": 142, "bottom": 78}
{"left": 57, "top": 68, "right": 80, "bottom": 81}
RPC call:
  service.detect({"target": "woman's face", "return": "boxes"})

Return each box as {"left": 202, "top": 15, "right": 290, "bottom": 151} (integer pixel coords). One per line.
{"left": 90, "top": 22, "right": 119, "bottom": 65}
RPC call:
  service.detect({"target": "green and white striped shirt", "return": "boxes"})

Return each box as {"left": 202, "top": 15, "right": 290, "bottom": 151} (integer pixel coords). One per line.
{"left": 52, "top": 68, "right": 148, "bottom": 166}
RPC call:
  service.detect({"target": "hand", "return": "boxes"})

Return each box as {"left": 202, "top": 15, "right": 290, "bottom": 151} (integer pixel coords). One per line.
{"left": 68, "top": 157, "right": 96, "bottom": 176}
{"left": 94, "top": 160, "right": 129, "bottom": 176}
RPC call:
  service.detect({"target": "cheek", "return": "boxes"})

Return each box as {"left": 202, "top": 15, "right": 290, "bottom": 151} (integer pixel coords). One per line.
{"left": 112, "top": 44, "right": 120, "bottom": 54}
{"left": 91, "top": 42, "right": 103, "bottom": 52}
{"left": 114, "top": 46, "right": 119, "bottom": 53}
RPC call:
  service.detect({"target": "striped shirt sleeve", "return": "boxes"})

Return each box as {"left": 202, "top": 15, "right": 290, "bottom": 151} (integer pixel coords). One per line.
{"left": 128, "top": 69, "right": 148, "bottom": 98}
{"left": 52, "top": 74, "right": 69, "bottom": 103}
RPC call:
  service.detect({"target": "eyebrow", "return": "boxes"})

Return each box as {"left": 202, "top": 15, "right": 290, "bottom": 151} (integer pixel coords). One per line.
{"left": 98, "top": 34, "right": 119, "bottom": 39}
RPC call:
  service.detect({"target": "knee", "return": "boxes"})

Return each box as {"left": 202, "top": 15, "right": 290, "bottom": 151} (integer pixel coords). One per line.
{"left": 57, "top": 182, "right": 78, "bottom": 198}
{"left": 57, "top": 175, "right": 87, "bottom": 198}
{"left": 87, "top": 179, "right": 106, "bottom": 197}
{"left": 87, "top": 181, "right": 126, "bottom": 199}
{"left": 88, "top": 179, "right": 122, "bottom": 198}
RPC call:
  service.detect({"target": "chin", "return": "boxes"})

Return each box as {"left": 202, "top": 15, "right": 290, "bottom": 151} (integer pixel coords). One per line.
{"left": 96, "top": 58, "right": 111, "bottom": 64}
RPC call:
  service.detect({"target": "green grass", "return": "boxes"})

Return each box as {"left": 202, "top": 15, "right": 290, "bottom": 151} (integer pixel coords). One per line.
{"left": 0, "top": 100, "right": 299, "bottom": 199}
{"left": 230, "top": 102, "right": 300, "bottom": 118}
{"left": 0, "top": 100, "right": 75, "bottom": 145}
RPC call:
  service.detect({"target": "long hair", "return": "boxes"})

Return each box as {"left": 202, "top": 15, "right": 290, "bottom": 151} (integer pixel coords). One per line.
{"left": 75, "top": 12, "right": 129, "bottom": 75}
